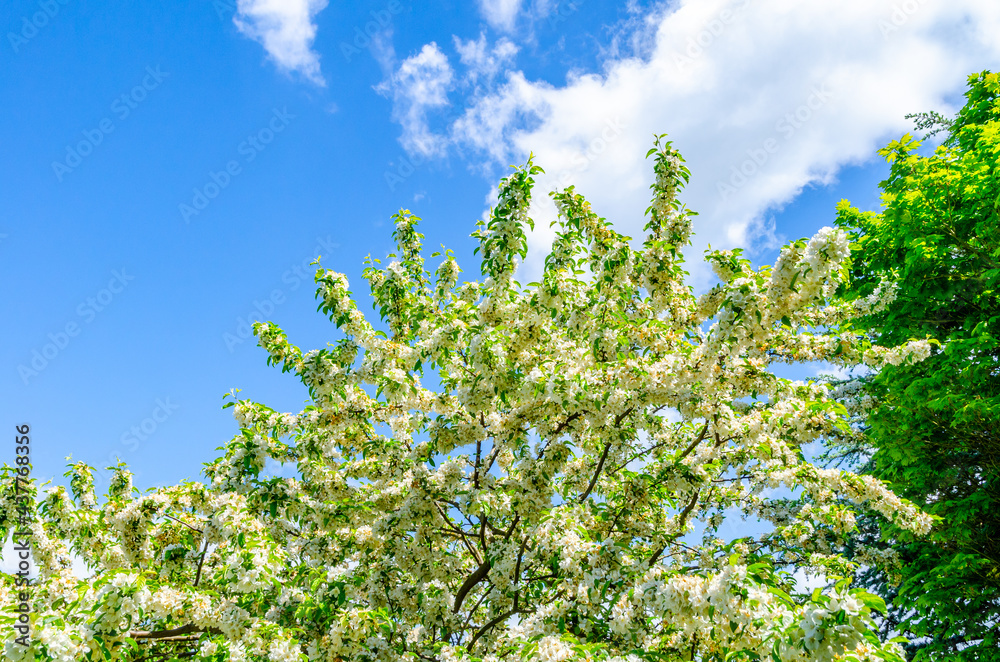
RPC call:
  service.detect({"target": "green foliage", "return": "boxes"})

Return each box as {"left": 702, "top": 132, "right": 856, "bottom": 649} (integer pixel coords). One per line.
{"left": 835, "top": 71, "right": 1000, "bottom": 660}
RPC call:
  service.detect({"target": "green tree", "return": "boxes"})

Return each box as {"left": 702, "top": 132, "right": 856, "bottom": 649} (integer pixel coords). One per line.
{"left": 834, "top": 71, "right": 1000, "bottom": 660}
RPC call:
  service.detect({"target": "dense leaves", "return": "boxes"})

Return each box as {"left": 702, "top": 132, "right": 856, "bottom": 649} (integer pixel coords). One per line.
{"left": 834, "top": 71, "right": 1000, "bottom": 660}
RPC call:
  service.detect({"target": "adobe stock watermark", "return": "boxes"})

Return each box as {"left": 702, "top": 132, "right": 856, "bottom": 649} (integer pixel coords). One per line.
{"left": 223, "top": 235, "right": 339, "bottom": 352}
{"left": 17, "top": 269, "right": 135, "bottom": 385}
{"left": 7, "top": 0, "right": 72, "bottom": 54}
{"left": 340, "top": 0, "right": 404, "bottom": 62}
{"left": 672, "top": 0, "right": 752, "bottom": 71}
{"left": 211, "top": 0, "right": 235, "bottom": 20}
{"left": 548, "top": 0, "right": 586, "bottom": 28}
{"left": 384, "top": 104, "right": 465, "bottom": 192}
{"left": 547, "top": 117, "right": 627, "bottom": 194}
{"left": 91, "top": 398, "right": 180, "bottom": 489}
{"left": 716, "top": 83, "right": 834, "bottom": 201}
{"left": 384, "top": 149, "right": 434, "bottom": 192}
{"left": 179, "top": 107, "right": 295, "bottom": 224}
{"left": 52, "top": 66, "right": 169, "bottom": 182}
{"left": 878, "top": 0, "right": 927, "bottom": 39}
{"left": 10, "top": 423, "right": 34, "bottom": 648}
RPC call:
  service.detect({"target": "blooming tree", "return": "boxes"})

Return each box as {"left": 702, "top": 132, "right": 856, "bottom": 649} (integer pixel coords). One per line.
{"left": 2, "top": 138, "right": 934, "bottom": 662}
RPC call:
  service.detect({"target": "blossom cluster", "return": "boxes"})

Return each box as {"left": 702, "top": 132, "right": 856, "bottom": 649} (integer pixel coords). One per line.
{"left": 0, "top": 138, "right": 931, "bottom": 662}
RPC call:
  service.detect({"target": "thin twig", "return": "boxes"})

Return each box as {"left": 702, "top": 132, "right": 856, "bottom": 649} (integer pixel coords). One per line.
{"left": 193, "top": 538, "right": 209, "bottom": 588}
{"left": 163, "top": 513, "right": 203, "bottom": 534}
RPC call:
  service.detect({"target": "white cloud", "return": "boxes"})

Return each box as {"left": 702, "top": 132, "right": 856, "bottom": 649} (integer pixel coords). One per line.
{"left": 376, "top": 43, "right": 455, "bottom": 157}
{"left": 455, "top": 33, "right": 519, "bottom": 85}
{"left": 476, "top": 0, "right": 568, "bottom": 41}
{"left": 386, "top": 0, "right": 1000, "bottom": 288}
{"left": 376, "top": 36, "right": 517, "bottom": 161}
{"left": 234, "top": 0, "right": 330, "bottom": 86}
{"left": 478, "top": 0, "right": 524, "bottom": 32}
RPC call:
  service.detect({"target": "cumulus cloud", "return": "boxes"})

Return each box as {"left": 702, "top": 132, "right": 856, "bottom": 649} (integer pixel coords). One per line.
{"left": 376, "top": 43, "right": 455, "bottom": 157}
{"left": 234, "top": 0, "right": 330, "bottom": 85}
{"left": 383, "top": 0, "right": 1000, "bottom": 288}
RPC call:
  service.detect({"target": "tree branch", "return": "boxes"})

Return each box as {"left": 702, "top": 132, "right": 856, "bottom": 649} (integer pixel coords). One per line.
{"left": 453, "top": 559, "right": 492, "bottom": 613}
{"left": 435, "top": 502, "right": 482, "bottom": 565}
{"left": 469, "top": 606, "right": 524, "bottom": 650}
{"left": 473, "top": 433, "right": 483, "bottom": 489}
{"left": 130, "top": 624, "right": 223, "bottom": 639}
{"left": 503, "top": 514, "right": 521, "bottom": 541}
{"left": 135, "top": 651, "right": 196, "bottom": 662}
{"left": 676, "top": 421, "right": 711, "bottom": 463}
{"left": 193, "top": 538, "right": 209, "bottom": 588}
{"left": 552, "top": 412, "right": 582, "bottom": 438}
{"left": 163, "top": 513, "right": 203, "bottom": 534}
{"left": 646, "top": 490, "right": 701, "bottom": 567}
{"left": 579, "top": 442, "right": 613, "bottom": 503}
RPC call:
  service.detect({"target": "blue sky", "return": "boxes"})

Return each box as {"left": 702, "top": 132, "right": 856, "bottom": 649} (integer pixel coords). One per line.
{"left": 2, "top": 0, "right": 997, "bottom": 494}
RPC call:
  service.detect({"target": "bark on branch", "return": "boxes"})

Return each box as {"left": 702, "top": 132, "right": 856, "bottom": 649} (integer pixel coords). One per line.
{"left": 646, "top": 490, "right": 701, "bottom": 567}
{"left": 579, "top": 442, "right": 613, "bottom": 503}
{"left": 453, "top": 559, "right": 491, "bottom": 613}
{"left": 130, "top": 623, "right": 223, "bottom": 639}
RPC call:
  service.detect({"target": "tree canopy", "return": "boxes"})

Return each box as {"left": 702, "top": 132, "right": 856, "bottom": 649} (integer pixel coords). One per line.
{"left": 833, "top": 70, "right": 1000, "bottom": 660}
{"left": 2, "top": 138, "right": 936, "bottom": 662}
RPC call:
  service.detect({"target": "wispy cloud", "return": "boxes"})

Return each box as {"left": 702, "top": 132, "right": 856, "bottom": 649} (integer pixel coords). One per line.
{"left": 234, "top": 0, "right": 330, "bottom": 85}
{"left": 455, "top": 33, "right": 518, "bottom": 86}
{"left": 376, "top": 43, "right": 455, "bottom": 157}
